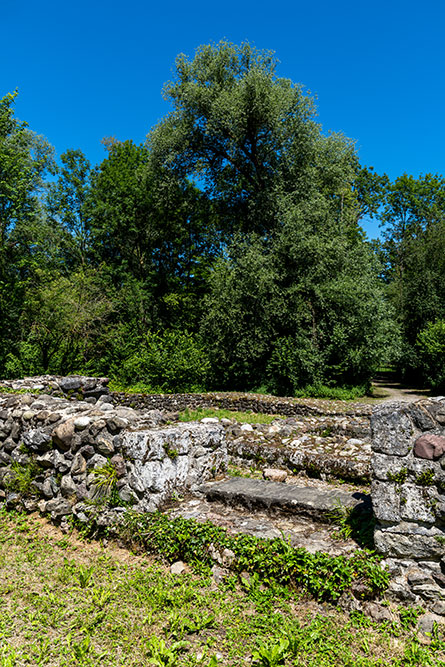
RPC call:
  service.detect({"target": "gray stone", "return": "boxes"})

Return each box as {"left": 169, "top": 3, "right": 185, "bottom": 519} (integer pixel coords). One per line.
{"left": 5, "top": 492, "right": 20, "bottom": 509}
{"left": 59, "top": 378, "right": 82, "bottom": 392}
{"left": 22, "top": 498, "right": 38, "bottom": 512}
{"left": 42, "top": 478, "right": 55, "bottom": 498}
{"left": 371, "top": 403, "right": 413, "bottom": 456}
{"left": 71, "top": 453, "right": 87, "bottom": 476}
{"left": 74, "top": 416, "right": 91, "bottom": 431}
{"left": 374, "top": 527, "right": 445, "bottom": 559}
{"left": 118, "top": 484, "right": 137, "bottom": 503}
{"left": 45, "top": 497, "right": 71, "bottom": 517}
{"left": 417, "top": 612, "right": 444, "bottom": 635}
{"left": 410, "top": 404, "right": 438, "bottom": 431}
{"left": 79, "top": 445, "right": 95, "bottom": 459}
{"left": 431, "top": 600, "right": 445, "bottom": 615}
{"left": 204, "top": 477, "right": 369, "bottom": 521}
{"left": 170, "top": 561, "right": 186, "bottom": 575}
{"left": 96, "top": 436, "right": 114, "bottom": 457}
{"left": 362, "top": 602, "right": 393, "bottom": 623}
{"left": 106, "top": 417, "right": 127, "bottom": 433}
{"left": 60, "top": 474, "right": 77, "bottom": 498}
{"left": 53, "top": 450, "right": 70, "bottom": 473}
{"left": 400, "top": 484, "right": 437, "bottom": 524}
{"left": 372, "top": 453, "right": 407, "bottom": 481}
{"left": 211, "top": 564, "right": 227, "bottom": 584}
{"left": 371, "top": 480, "right": 400, "bottom": 522}
{"left": 87, "top": 454, "right": 107, "bottom": 470}
{"left": 22, "top": 429, "right": 52, "bottom": 452}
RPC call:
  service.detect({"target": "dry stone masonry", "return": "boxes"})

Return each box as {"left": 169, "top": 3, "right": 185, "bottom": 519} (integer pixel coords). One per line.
{"left": 371, "top": 398, "right": 445, "bottom": 611}
{"left": 0, "top": 380, "right": 226, "bottom": 526}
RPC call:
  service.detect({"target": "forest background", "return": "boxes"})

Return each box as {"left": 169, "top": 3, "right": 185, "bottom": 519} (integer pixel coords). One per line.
{"left": 2, "top": 41, "right": 445, "bottom": 397}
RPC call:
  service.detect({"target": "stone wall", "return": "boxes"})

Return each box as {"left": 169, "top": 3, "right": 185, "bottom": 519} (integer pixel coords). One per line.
{"left": 112, "top": 390, "right": 372, "bottom": 417}
{"left": 0, "top": 375, "right": 110, "bottom": 400}
{"left": 0, "top": 391, "right": 226, "bottom": 526}
{"left": 371, "top": 399, "right": 445, "bottom": 611}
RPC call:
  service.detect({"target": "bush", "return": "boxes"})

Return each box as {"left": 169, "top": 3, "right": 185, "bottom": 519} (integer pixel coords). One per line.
{"left": 111, "top": 329, "right": 210, "bottom": 393}
{"left": 416, "top": 320, "right": 445, "bottom": 391}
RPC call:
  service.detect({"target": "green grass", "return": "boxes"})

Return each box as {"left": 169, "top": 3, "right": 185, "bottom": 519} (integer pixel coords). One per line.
{"left": 292, "top": 385, "right": 369, "bottom": 400}
{"left": 178, "top": 407, "right": 285, "bottom": 424}
{"left": 0, "top": 508, "right": 444, "bottom": 666}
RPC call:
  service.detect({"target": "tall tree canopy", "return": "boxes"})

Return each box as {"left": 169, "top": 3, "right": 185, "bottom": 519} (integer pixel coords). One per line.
{"left": 149, "top": 41, "right": 359, "bottom": 237}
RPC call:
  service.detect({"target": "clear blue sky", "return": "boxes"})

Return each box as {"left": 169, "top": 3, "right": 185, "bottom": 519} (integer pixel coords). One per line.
{"left": 2, "top": 0, "right": 445, "bottom": 238}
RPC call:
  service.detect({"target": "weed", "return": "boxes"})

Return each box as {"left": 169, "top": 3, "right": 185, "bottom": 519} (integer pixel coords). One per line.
{"left": 415, "top": 470, "right": 435, "bottom": 486}
{"left": 122, "top": 511, "right": 388, "bottom": 601}
{"left": 164, "top": 446, "right": 179, "bottom": 461}
{"left": 252, "top": 638, "right": 289, "bottom": 666}
{"left": 4, "top": 460, "right": 39, "bottom": 496}
{"left": 145, "top": 636, "right": 189, "bottom": 666}
{"left": 387, "top": 468, "right": 408, "bottom": 484}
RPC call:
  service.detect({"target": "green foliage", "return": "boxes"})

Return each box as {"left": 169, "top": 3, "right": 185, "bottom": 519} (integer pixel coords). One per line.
{"left": 0, "top": 507, "right": 444, "bottom": 666}
{"left": 122, "top": 511, "right": 389, "bottom": 602}
{"left": 145, "top": 636, "right": 189, "bottom": 666}
{"left": 1, "top": 47, "right": 443, "bottom": 395}
{"left": 177, "top": 407, "right": 284, "bottom": 424}
{"left": 293, "top": 384, "right": 368, "bottom": 400}
{"left": 252, "top": 638, "right": 289, "bottom": 666}
{"left": 111, "top": 329, "right": 209, "bottom": 393}
{"left": 415, "top": 470, "right": 435, "bottom": 487}
{"left": 416, "top": 320, "right": 445, "bottom": 391}
{"left": 4, "top": 460, "right": 39, "bottom": 495}
{"left": 387, "top": 469, "right": 408, "bottom": 484}
{"left": 380, "top": 174, "right": 445, "bottom": 384}
{"left": 5, "top": 268, "right": 113, "bottom": 377}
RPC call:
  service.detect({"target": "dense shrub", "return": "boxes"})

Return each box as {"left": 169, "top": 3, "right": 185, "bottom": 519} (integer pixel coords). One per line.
{"left": 111, "top": 329, "right": 210, "bottom": 393}
{"left": 416, "top": 320, "right": 445, "bottom": 391}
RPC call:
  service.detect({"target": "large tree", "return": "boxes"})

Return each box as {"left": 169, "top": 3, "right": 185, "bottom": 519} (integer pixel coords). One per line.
{"left": 380, "top": 173, "right": 445, "bottom": 381}
{"left": 0, "top": 91, "right": 55, "bottom": 373}
{"left": 149, "top": 41, "right": 358, "bottom": 236}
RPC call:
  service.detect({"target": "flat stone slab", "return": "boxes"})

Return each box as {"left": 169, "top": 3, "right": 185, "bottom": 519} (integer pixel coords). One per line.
{"left": 202, "top": 477, "right": 369, "bottom": 521}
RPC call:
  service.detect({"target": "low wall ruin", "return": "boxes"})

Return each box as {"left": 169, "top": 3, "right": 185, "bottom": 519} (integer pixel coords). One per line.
{"left": 0, "top": 389, "right": 226, "bottom": 526}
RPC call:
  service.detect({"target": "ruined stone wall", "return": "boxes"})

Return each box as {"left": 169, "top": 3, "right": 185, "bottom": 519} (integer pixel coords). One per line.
{"left": 112, "top": 390, "right": 372, "bottom": 417}
{"left": 0, "top": 391, "right": 226, "bottom": 526}
{"left": 371, "top": 399, "right": 445, "bottom": 611}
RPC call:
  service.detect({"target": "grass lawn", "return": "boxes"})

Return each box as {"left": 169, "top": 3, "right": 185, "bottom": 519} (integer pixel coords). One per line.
{"left": 0, "top": 508, "right": 444, "bottom": 666}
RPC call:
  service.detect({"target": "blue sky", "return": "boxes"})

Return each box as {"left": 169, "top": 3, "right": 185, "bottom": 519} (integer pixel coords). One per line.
{"left": 2, "top": 0, "right": 445, "bottom": 238}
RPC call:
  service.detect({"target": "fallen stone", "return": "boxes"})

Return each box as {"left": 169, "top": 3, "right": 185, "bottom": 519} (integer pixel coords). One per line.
{"left": 362, "top": 602, "right": 393, "bottom": 623}
{"left": 211, "top": 564, "right": 227, "bottom": 584}
{"left": 417, "top": 612, "right": 444, "bottom": 636}
{"left": 170, "top": 561, "right": 186, "bottom": 575}
{"left": 263, "top": 468, "right": 288, "bottom": 483}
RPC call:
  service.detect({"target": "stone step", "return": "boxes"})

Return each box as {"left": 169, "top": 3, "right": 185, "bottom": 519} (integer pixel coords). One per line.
{"left": 202, "top": 477, "right": 370, "bottom": 522}
{"left": 166, "top": 497, "right": 360, "bottom": 556}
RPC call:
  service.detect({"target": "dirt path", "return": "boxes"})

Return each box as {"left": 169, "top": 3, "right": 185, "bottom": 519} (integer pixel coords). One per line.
{"left": 370, "top": 372, "right": 432, "bottom": 403}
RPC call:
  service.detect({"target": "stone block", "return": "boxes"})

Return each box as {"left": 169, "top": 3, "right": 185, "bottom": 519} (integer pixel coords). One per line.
{"left": 400, "top": 484, "right": 437, "bottom": 524}
{"left": 371, "top": 403, "right": 413, "bottom": 456}
{"left": 371, "top": 480, "right": 400, "bottom": 522}
{"left": 372, "top": 453, "right": 408, "bottom": 482}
